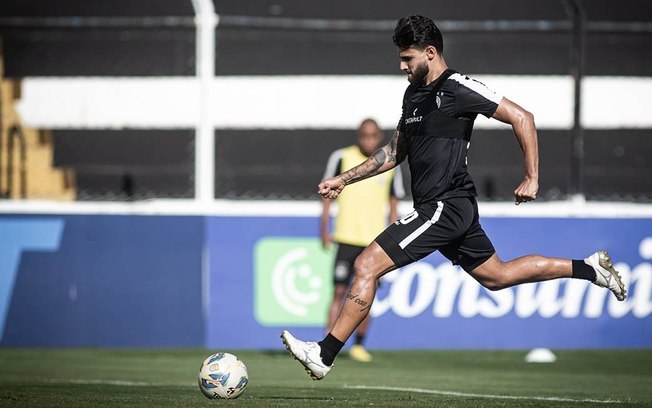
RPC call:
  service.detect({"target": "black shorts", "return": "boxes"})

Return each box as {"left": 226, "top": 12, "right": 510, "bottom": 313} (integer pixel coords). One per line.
{"left": 375, "top": 196, "right": 495, "bottom": 272}
{"left": 333, "top": 243, "right": 365, "bottom": 285}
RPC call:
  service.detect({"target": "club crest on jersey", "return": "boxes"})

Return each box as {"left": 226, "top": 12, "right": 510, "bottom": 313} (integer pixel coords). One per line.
{"left": 436, "top": 92, "right": 443, "bottom": 108}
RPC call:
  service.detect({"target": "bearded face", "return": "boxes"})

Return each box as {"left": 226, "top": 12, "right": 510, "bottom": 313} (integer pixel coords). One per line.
{"left": 399, "top": 47, "right": 431, "bottom": 85}
{"left": 408, "top": 58, "right": 430, "bottom": 85}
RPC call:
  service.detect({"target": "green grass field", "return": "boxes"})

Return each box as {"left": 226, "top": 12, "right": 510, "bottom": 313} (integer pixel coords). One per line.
{"left": 1, "top": 348, "right": 651, "bottom": 407}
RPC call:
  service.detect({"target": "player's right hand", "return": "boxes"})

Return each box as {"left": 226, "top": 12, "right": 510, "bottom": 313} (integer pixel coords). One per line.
{"left": 318, "top": 176, "right": 346, "bottom": 199}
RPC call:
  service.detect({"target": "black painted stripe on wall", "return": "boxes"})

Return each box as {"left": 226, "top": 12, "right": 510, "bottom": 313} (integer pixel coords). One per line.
{"left": 5, "top": 0, "right": 649, "bottom": 23}
{"left": 214, "top": 29, "right": 573, "bottom": 76}
{"left": 53, "top": 129, "right": 195, "bottom": 200}
{"left": 45, "top": 127, "right": 652, "bottom": 201}
{"left": 214, "top": 0, "right": 569, "bottom": 21}
{"left": 215, "top": 28, "right": 652, "bottom": 76}
{"left": 0, "top": 0, "right": 194, "bottom": 17}
{"left": 583, "top": 129, "right": 652, "bottom": 200}
{"left": 3, "top": 26, "right": 649, "bottom": 77}
{"left": 1, "top": 28, "right": 195, "bottom": 77}
{"left": 214, "top": 128, "right": 652, "bottom": 201}
{"left": 214, "top": 0, "right": 649, "bottom": 23}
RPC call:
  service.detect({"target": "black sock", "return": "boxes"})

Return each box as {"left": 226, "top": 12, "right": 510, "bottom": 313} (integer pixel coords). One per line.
{"left": 318, "top": 333, "right": 344, "bottom": 366}
{"left": 572, "top": 259, "right": 597, "bottom": 281}
{"left": 355, "top": 334, "right": 365, "bottom": 346}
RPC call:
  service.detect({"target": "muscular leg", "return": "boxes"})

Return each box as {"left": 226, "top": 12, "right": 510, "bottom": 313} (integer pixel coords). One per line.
{"left": 357, "top": 313, "right": 372, "bottom": 337}
{"left": 328, "top": 284, "right": 372, "bottom": 337}
{"left": 280, "top": 242, "right": 396, "bottom": 377}
{"left": 329, "top": 241, "right": 396, "bottom": 343}
{"left": 469, "top": 253, "right": 572, "bottom": 291}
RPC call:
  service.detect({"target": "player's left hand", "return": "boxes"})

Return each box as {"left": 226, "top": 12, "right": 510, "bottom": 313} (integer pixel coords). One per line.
{"left": 514, "top": 177, "right": 538, "bottom": 205}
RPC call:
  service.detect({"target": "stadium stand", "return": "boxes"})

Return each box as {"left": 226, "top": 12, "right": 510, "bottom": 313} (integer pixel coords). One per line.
{"left": 0, "top": 0, "right": 195, "bottom": 200}
{"left": 0, "top": 40, "right": 75, "bottom": 200}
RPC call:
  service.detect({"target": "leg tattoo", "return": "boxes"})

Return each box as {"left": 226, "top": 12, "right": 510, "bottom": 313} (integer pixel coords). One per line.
{"left": 346, "top": 291, "right": 370, "bottom": 312}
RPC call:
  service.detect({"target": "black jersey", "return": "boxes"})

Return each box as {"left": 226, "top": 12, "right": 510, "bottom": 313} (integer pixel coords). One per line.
{"left": 398, "top": 69, "right": 502, "bottom": 216}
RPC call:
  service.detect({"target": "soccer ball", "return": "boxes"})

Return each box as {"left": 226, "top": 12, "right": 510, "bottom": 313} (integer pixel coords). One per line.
{"left": 198, "top": 352, "right": 249, "bottom": 399}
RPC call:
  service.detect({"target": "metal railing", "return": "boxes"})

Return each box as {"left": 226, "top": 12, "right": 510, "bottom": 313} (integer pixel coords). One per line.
{"left": 3, "top": 125, "right": 27, "bottom": 199}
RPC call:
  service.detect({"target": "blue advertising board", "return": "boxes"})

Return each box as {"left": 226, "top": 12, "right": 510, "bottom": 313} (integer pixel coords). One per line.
{"left": 2, "top": 213, "right": 650, "bottom": 349}
{"left": 206, "top": 216, "right": 652, "bottom": 350}
{"left": 0, "top": 215, "right": 204, "bottom": 347}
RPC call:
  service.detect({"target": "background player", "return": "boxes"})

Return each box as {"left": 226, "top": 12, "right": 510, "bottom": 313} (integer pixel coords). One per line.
{"left": 321, "top": 118, "right": 405, "bottom": 362}
{"left": 282, "top": 15, "right": 627, "bottom": 380}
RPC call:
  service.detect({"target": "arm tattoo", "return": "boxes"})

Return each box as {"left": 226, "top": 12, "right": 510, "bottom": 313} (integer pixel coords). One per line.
{"left": 339, "top": 131, "right": 407, "bottom": 186}
{"left": 340, "top": 146, "right": 388, "bottom": 184}
{"left": 371, "top": 148, "right": 387, "bottom": 167}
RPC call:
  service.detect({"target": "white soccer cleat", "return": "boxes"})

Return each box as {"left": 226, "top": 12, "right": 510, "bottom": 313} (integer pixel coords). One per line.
{"left": 585, "top": 250, "right": 627, "bottom": 301}
{"left": 280, "top": 330, "right": 332, "bottom": 380}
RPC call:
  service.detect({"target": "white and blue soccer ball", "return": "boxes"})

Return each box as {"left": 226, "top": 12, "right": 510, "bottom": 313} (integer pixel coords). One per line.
{"left": 198, "top": 352, "right": 249, "bottom": 399}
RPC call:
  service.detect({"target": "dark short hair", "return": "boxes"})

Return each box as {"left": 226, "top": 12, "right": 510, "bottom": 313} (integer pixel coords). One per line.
{"left": 392, "top": 15, "right": 443, "bottom": 54}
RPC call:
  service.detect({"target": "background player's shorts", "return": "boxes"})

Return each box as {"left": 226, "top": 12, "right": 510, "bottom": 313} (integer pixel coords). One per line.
{"left": 333, "top": 242, "right": 365, "bottom": 285}
{"left": 375, "top": 196, "right": 495, "bottom": 272}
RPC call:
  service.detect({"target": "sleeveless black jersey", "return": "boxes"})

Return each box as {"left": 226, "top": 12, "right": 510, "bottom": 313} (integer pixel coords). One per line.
{"left": 398, "top": 69, "right": 502, "bottom": 216}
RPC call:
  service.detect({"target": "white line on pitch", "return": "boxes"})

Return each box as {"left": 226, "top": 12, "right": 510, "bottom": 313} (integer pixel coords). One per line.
{"left": 66, "top": 379, "right": 152, "bottom": 386}
{"left": 46, "top": 379, "right": 194, "bottom": 387}
{"left": 344, "top": 384, "right": 626, "bottom": 404}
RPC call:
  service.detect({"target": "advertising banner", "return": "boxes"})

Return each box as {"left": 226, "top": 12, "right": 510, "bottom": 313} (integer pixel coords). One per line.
{"left": 0, "top": 215, "right": 204, "bottom": 347}
{"left": 206, "top": 216, "right": 652, "bottom": 349}
{"left": 253, "top": 237, "right": 334, "bottom": 327}
{"left": 2, "top": 213, "right": 649, "bottom": 349}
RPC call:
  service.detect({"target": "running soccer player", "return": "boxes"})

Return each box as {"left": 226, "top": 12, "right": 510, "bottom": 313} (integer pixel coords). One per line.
{"left": 281, "top": 15, "right": 626, "bottom": 380}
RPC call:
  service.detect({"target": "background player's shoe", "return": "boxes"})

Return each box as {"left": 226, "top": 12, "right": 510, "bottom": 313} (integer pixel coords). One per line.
{"left": 349, "top": 344, "right": 373, "bottom": 362}
{"left": 585, "top": 250, "right": 626, "bottom": 301}
{"left": 280, "top": 330, "right": 332, "bottom": 380}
